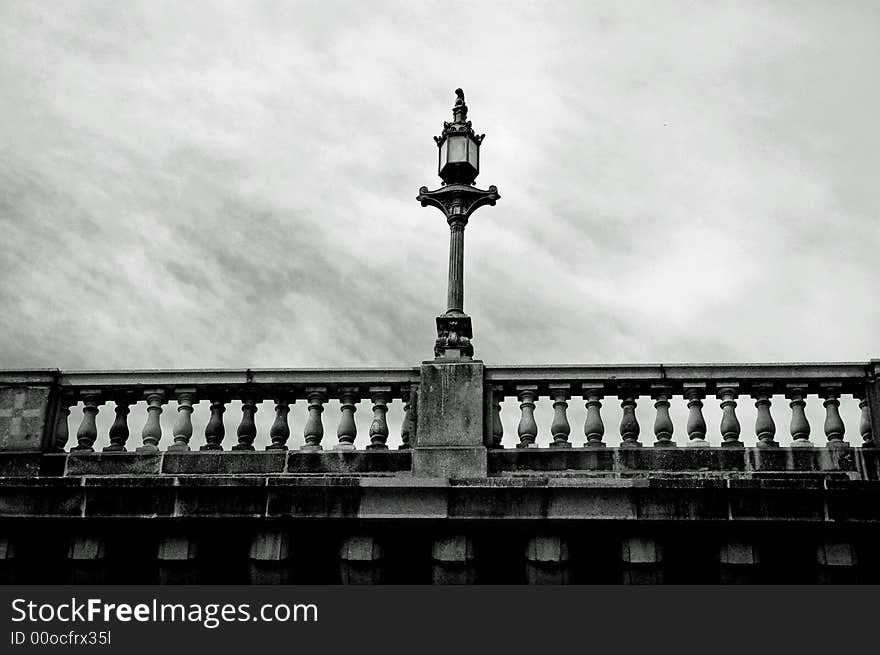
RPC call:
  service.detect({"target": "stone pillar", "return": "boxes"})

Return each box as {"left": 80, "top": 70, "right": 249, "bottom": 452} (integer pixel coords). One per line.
{"left": 67, "top": 535, "right": 108, "bottom": 584}
{"left": 620, "top": 536, "right": 663, "bottom": 584}
{"left": 525, "top": 535, "right": 571, "bottom": 584}
{"left": 413, "top": 360, "right": 486, "bottom": 478}
{"left": 157, "top": 535, "right": 199, "bottom": 584}
{"left": 719, "top": 540, "right": 761, "bottom": 584}
{"left": 432, "top": 535, "right": 476, "bottom": 584}
{"left": 338, "top": 536, "right": 383, "bottom": 584}
{"left": 816, "top": 542, "right": 858, "bottom": 584}
{"left": 248, "top": 530, "right": 291, "bottom": 584}
{"left": 0, "top": 372, "right": 57, "bottom": 452}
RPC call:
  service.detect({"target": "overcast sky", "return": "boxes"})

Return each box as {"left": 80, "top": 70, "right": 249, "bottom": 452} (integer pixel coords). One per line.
{"left": 1, "top": 0, "right": 878, "bottom": 373}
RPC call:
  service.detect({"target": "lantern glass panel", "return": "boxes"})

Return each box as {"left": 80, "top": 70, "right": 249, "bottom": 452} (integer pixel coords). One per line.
{"left": 439, "top": 139, "right": 448, "bottom": 174}
{"left": 467, "top": 138, "right": 479, "bottom": 171}
{"left": 447, "top": 134, "right": 467, "bottom": 163}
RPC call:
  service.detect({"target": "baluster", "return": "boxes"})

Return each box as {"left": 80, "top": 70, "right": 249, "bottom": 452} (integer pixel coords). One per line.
{"left": 549, "top": 384, "right": 572, "bottom": 448}
{"left": 168, "top": 388, "right": 196, "bottom": 452}
{"left": 54, "top": 393, "right": 75, "bottom": 452}
{"left": 684, "top": 383, "right": 708, "bottom": 447}
{"left": 367, "top": 386, "right": 391, "bottom": 450}
{"left": 717, "top": 383, "right": 742, "bottom": 447}
{"left": 267, "top": 397, "right": 292, "bottom": 451}
{"left": 786, "top": 384, "right": 812, "bottom": 447}
{"left": 302, "top": 387, "right": 327, "bottom": 451}
{"left": 516, "top": 386, "right": 539, "bottom": 448}
{"left": 583, "top": 384, "right": 605, "bottom": 447}
{"left": 336, "top": 387, "right": 359, "bottom": 450}
{"left": 752, "top": 383, "right": 778, "bottom": 447}
{"left": 400, "top": 386, "right": 415, "bottom": 450}
{"left": 138, "top": 389, "right": 165, "bottom": 452}
{"left": 619, "top": 387, "right": 641, "bottom": 447}
{"left": 858, "top": 394, "right": 874, "bottom": 447}
{"left": 104, "top": 396, "right": 132, "bottom": 452}
{"left": 233, "top": 395, "right": 259, "bottom": 451}
{"left": 820, "top": 383, "right": 848, "bottom": 448}
{"left": 201, "top": 399, "right": 227, "bottom": 450}
{"left": 72, "top": 390, "right": 103, "bottom": 452}
{"left": 490, "top": 384, "right": 504, "bottom": 449}
{"left": 651, "top": 385, "right": 674, "bottom": 447}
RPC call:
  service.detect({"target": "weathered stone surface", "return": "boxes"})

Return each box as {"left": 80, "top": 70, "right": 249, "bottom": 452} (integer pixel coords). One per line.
{"left": 157, "top": 535, "right": 198, "bottom": 560}
{"left": 266, "top": 477, "right": 360, "bottom": 518}
{"left": 163, "top": 451, "right": 286, "bottom": 475}
{"left": 432, "top": 535, "right": 474, "bottom": 562}
{"left": 249, "top": 531, "right": 291, "bottom": 561}
{"left": 67, "top": 452, "right": 161, "bottom": 476}
{"left": 339, "top": 535, "right": 382, "bottom": 561}
{"left": 67, "top": 535, "right": 106, "bottom": 560}
{"left": 0, "top": 453, "right": 43, "bottom": 477}
{"left": 414, "top": 446, "right": 487, "bottom": 479}
{"left": 174, "top": 476, "right": 267, "bottom": 517}
{"left": 84, "top": 476, "right": 176, "bottom": 517}
{"left": 415, "top": 361, "right": 483, "bottom": 448}
{"left": 620, "top": 536, "right": 662, "bottom": 564}
{"left": 0, "top": 385, "right": 52, "bottom": 452}
{"left": 719, "top": 541, "right": 759, "bottom": 565}
{"left": 358, "top": 486, "right": 446, "bottom": 519}
{"left": 287, "top": 450, "right": 410, "bottom": 474}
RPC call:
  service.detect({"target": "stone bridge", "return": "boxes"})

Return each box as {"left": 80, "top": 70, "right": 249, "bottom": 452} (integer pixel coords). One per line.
{"left": 1, "top": 360, "right": 879, "bottom": 583}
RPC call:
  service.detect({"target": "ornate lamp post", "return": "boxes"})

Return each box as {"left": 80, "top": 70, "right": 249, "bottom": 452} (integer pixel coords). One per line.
{"left": 418, "top": 89, "right": 500, "bottom": 360}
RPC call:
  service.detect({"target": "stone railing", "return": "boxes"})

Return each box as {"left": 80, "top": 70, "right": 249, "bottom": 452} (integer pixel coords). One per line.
{"left": 484, "top": 363, "right": 877, "bottom": 450}
{"left": 1, "top": 361, "right": 879, "bottom": 478}
{"left": 0, "top": 368, "right": 419, "bottom": 456}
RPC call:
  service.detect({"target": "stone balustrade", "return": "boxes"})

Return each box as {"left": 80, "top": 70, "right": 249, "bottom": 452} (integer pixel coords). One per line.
{"left": 0, "top": 369, "right": 420, "bottom": 455}
{"left": 485, "top": 363, "right": 878, "bottom": 451}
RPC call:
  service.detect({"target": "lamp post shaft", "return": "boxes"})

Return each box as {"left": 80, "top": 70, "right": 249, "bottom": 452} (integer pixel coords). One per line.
{"left": 447, "top": 221, "right": 466, "bottom": 314}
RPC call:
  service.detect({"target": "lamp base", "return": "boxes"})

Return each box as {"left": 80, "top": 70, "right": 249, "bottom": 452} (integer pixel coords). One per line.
{"left": 435, "top": 313, "right": 474, "bottom": 360}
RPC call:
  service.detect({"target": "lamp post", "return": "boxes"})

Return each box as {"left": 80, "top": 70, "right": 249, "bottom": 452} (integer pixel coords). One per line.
{"left": 418, "top": 88, "right": 500, "bottom": 360}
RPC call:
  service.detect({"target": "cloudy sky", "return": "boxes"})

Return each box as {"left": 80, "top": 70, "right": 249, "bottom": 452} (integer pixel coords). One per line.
{"left": 1, "top": 2, "right": 878, "bottom": 446}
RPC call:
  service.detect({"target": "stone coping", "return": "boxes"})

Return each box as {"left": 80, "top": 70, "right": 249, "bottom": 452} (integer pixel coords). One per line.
{"left": 0, "top": 448, "right": 877, "bottom": 480}
{"left": 489, "top": 446, "right": 880, "bottom": 478}
{"left": 0, "top": 470, "right": 877, "bottom": 523}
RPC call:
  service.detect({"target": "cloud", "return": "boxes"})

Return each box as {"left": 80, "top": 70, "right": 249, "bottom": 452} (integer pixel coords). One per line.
{"left": 0, "top": 0, "right": 877, "bottom": 377}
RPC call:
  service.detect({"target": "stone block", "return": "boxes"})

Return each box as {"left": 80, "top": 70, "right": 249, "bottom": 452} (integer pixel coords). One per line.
{"left": 0, "top": 385, "right": 52, "bottom": 451}
{"left": 621, "top": 536, "right": 662, "bottom": 564}
{"left": 162, "top": 451, "right": 286, "bottom": 475}
{"left": 816, "top": 542, "right": 857, "bottom": 567}
{"left": 249, "top": 531, "right": 291, "bottom": 561}
{"left": 413, "top": 446, "right": 487, "bottom": 479}
{"left": 432, "top": 535, "right": 475, "bottom": 562}
{"left": 174, "top": 476, "right": 267, "bottom": 517}
{"left": 68, "top": 536, "right": 106, "bottom": 561}
{"left": 266, "top": 477, "right": 360, "bottom": 518}
{"left": 339, "top": 536, "right": 382, "bottom": 562}
{"left": 0, "top": 536, "right": 15, "bottom": 559}
{"left": 287, "top": 450, "right": 411, "bottom": 474}
{"left": 525, "top": 561, "right": 571, "bottom": 584}
{"left": 84, "top": 476, "right": 176, "bottom": 517}
{"left": 547, "top": 488, "right": 636, "bottom": 520}
{"left": 0, "top": 453, "right": 43, "bottom": 476}
{"left": 157, "top": 535, "right": 198, "bottom": 561}
{"left": 358, "top": 487, "right": 446, "bottom": 519}
{"left": 719, "top": 541, "right": 759, "bottom": 565}
{"left": 248, "top": 562, "right": 291, "bottom": 585}
{"left": 66, "top": 452, "right": 161, "bottom": 476}
{"left": 432, "top": 562, "right": 476, "bottom": 585}
{"left": 415, "top": 361, "right": 484, "bottom": 448}
{"left": 526, "top": 535, "right": 569, "bottom": 563}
